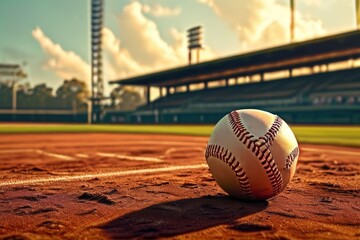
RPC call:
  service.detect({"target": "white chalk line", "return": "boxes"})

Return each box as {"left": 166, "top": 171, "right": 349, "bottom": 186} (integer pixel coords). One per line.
{"left": 1, "top": 141, "right": 206, "bottom": 148}
{"left": 0, "top": 164, "right": 208, "bottom": 187}
{"left": 0, "top": 145, "right": 207, "bottom": 163}
{"left": 0, "top": 149, "right": 34, "bottom": 153}
{"left": 0, "top": 148, "right": 74, "bottom": 161}
{"left": 35, "top": 150, "right": 74, "bottom": 161}
{"left": 75, "top": 154, "right": 89, "bottom": 158}
{"left": 97, "top": 152, "right": 163, "bottom": 162}
{"left": 164, "top": 147, "right": 204, "bottom": 156}
{"left": 302, "top": 147, "right": 360, "bottom": 156}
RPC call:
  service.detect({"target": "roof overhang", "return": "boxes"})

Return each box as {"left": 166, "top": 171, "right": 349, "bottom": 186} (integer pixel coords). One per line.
{"left": 110, "top": 30, "right": 360, "bottom": 87}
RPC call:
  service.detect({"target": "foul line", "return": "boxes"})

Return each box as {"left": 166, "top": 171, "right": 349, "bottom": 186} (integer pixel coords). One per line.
{"left": 0, "top": 148, "right": 74, "bottom": 161}
{"left": 75, "top": 154, "right": 89, "bottom": 158}
{"left": 0, "top": 164, "right": 208, "bottom": 187}
{"left": 164, "top": 147, "right": 204, "bottom": 156}
{"left": 0, "top": 141, "right": 206, "bottom": 148}
{"left": 97, "top": 152, "right": 163, "bottom": 162}
{"left": 302, "top": 147, "right": 360, "bottom": 156}
{"left": 0, "top": 149, "right": 34, "bottom": 153}
{"left": 35, "top": 150, "right": 74, "bottom": 161}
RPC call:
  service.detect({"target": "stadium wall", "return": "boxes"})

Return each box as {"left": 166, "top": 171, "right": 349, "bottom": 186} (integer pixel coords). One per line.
{"left": 102, "top": 108, "right": 360, "bottom": 125}
{"left": 0, "top": 110, "right": 87, "bottom": 123}
{"left": 1, "top": 107, "right": 359, "bottom": 125}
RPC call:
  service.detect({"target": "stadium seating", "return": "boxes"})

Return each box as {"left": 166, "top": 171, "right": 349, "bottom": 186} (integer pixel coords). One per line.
{"left": 143, "top": 68, "right": 360, "bottom": 113}
{"left": 305, "top": 68, "right": 360, "bottom": 105}
{"left": 103, "top": 67, "right": 360, "bottom": 124}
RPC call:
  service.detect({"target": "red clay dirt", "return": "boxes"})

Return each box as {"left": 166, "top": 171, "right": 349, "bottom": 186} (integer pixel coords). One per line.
{"left": 0, "top": 133, "right": 359, "bottom": 239}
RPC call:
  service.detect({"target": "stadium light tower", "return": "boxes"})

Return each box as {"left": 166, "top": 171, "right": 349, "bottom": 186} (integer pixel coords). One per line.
{"left": 90, "top": 0, "right": 104, "bottom": 123}
{"left": 0, "top": 63, "right": 26, "bottom": 112}
{"left": 187, "top": 26, "right": 203, "bottom": 65}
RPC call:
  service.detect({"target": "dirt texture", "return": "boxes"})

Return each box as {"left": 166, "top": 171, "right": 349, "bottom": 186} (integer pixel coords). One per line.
{"left": 0, "top": 133, "right": 359, "bottom": 240}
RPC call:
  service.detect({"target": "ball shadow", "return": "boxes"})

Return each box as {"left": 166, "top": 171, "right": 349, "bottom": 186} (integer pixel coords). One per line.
{"left": 100, "top": 195, "right": 268, "bottom": 239}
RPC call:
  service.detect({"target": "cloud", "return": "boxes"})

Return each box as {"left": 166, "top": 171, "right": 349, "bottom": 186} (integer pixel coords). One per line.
{"left": 31, "top": 1, "right": 218, "bottom": 93}
{"left": 103, "top": 1, "right": 215, "bottom": 81}
{"left": 301, "top": 0, "right": 322, "bottom": 7}
{"left": 142, "top": 4, "right": 181, "bottom": 17}
{"left": 32, "top": 27, "right": 90, "bottom": 87}
{"left": 102, "top": 27, "right": 151, "bottom": 80}
{"left": 198, "top": 0, "right": 326, "bottom": 50}
{"left": 117, "top": 1, "right": 184, "bottom": 67}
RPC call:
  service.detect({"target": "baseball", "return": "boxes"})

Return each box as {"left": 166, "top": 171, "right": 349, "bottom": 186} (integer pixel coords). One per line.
{"left": 205, "top": 109, "right": 299, "bottom": 200}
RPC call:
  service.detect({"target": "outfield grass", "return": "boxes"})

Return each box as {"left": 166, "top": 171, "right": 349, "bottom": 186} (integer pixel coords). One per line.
{"left": 0, "top": 123, "right": 359, "bottom": 147}
{"left": 0, "top": 124, "right": 214, "bottom": 136}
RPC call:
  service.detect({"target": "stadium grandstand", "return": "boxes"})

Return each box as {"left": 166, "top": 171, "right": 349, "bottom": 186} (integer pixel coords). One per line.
{"left": 106, "top": 29, "right": 360, "bottom": 125}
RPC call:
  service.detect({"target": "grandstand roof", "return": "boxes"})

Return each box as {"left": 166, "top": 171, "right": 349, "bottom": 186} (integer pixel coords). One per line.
{"left": 110, "top": 30, "right": 360, "bottom": 87}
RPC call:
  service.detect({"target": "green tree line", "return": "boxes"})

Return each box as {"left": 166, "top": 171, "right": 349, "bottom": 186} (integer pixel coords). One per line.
{"left": 0, "top": 79, "right": 145, "bottom": 111}
{"left": 0, "top": 78, "right": 89, "bottom": 111}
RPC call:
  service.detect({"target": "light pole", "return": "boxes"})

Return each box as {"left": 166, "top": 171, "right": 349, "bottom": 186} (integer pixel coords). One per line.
{"left": 69, "top": 85, "right": 80, "bottom": 117}
{"left": 90, "top": 0, "right": 104, "bottom": 123}
{"left": 12, "top": 66, "right": 26, "bottom": 112}
{"left": 356, "top": 0, "right": 360, "bottom": 29}
{"left": 12, "top": 82, "right": 17, "bottom": 112}
{"left": 290, "top": 0, "right": 295, "bottom": 42}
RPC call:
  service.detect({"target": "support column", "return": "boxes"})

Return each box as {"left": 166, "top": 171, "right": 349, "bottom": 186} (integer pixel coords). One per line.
{"left": 166, "top": 87, "right": 170, "bottom": 96}
{"left": 188, "top": 50, "right": 192, "bottom": 65}
{"left": 159, "top": 87, "right": 163, "bottom": 98}
{"left": 312, "top": 65, "right": 317, "bottom": 73}
{"left": 309, "top": 66, "right": 314, "bottom": 74}
{"left": 146, "top": 85, "right": 150, "bottom": 104}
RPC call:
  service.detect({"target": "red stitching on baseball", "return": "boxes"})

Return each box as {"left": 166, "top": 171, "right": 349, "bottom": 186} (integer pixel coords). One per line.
{"left": 285, "top": 146, "right": 299, "bottom": 169}
{"left": 228, "top": 111, "right": 284, "bottom": 195}
{"left": 205, "top": 144, "right": 253, "bottom": 198}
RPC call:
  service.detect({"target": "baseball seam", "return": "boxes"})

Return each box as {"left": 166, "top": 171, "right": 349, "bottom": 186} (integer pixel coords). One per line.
{"left": 285, "top": 146, "right": 299, "bottom": 169}
{"left": 228, "top": 111, "right": 284, "bottom": 195}
{"left": 205, "top": 144, "right": 253, "bottom": 198}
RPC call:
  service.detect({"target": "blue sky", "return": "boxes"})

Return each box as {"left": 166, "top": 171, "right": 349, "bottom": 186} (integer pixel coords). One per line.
{"left": 0, "top": 0, "right": 357, "bottom": 94}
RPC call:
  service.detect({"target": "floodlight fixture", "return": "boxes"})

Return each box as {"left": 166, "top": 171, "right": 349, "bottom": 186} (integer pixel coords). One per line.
{"left": 187, "top": 26, "right": 203, "bottom": 64}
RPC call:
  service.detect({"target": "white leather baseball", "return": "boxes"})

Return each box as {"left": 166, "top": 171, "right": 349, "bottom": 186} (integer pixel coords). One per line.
{"left": 205, "top": 109, "right": 299, "bottom": 200}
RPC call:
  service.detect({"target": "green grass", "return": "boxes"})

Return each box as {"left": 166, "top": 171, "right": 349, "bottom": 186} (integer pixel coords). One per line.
{"left": 0, "top": 123, "right": 359, "bottom": 147}
{"left": 0, "top": 124, "right": 214, "bottom": 136}
{"left": 291, "top": 126, "right": 360, "bottom": 147}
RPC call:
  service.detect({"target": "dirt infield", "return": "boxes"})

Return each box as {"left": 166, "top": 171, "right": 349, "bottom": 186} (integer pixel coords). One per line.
{"left": 0, "top": 133, "right": 359, "bottom": 239}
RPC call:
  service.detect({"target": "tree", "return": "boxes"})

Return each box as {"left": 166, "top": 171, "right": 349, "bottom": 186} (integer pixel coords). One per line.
{"left": 1, "top": 78, "right": 89, "bottom": 110}
{"left": 55, "top": 78, "right": 89, "bottom": 110}
{"left": 16, "top": 82, "right": 34, "bottom": 109}
{"left": 0, "top": 81, "right": 12, "bottom": 109}
{"left": 32, "top": 84, "right": 53, "bottom": 109}
{"left": 110, "top": 85, "right": 145, "bottom": 110}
